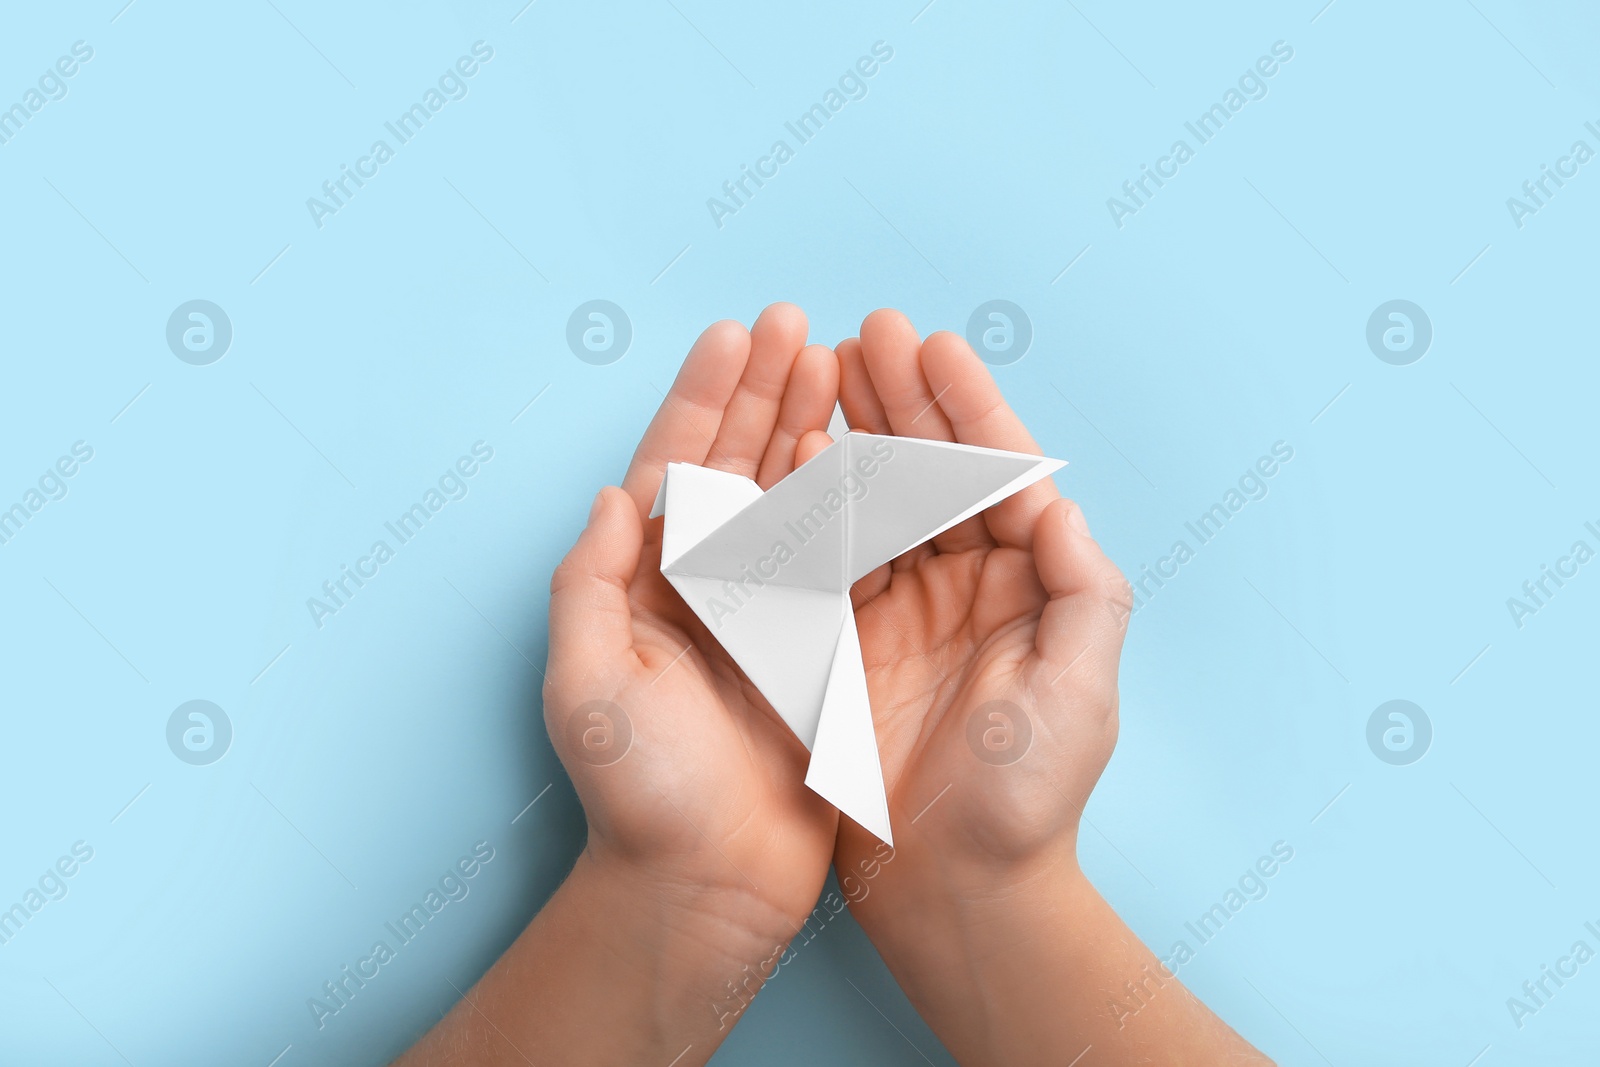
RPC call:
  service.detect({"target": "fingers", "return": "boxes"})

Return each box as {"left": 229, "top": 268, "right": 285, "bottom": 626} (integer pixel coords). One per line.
{"left": 755, "top": 344, "right": 839, "bottom": 488}
{"left": 547, "top": 487, "right": 645, "bottom": 692}
{"left": 620, "top": 319, "right": 751, "bottom": 515}
{"left": 704, "top": 302, "right": 810, "bottom": 479}
{"left": 859, "top": 309, "right": 992, "bottom": 554}
{"left": 837, "top": 337, "right": 891, "bottom": 434}
{"left": 858, "top": 309, "right": 957, "bottom": 441}
{"left": 794, "top": 428, "right": 834, "bottom": 468}
{"left": 920, "top": 330, "right": 1061, "bottom": 550}
{"left": 1032, "top": 499, "right": 1130, "bottom": 684}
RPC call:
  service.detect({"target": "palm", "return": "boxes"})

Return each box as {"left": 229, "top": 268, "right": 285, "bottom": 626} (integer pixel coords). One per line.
{"left": 828, "top": 313, "right": 1129, "bottom": 881}
{"left": 843, "top": 543, "right": 1093, "bottom": 866}
{"left": 602, "top": 551, "right": 836, "bottom": 914}
{"left": 545, "top": 305, "right": 843, "bottom": 928}
{"left": 854, "top": 545, "right": 1039, "bottom": 784}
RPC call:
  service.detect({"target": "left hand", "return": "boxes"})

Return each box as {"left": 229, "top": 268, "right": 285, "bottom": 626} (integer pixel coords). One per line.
{"left": 826, "top": 310, "right": 1133, "bottom": 901}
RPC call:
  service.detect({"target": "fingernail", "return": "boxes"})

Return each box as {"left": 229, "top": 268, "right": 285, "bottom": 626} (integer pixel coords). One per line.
{"left": 589, "top": 489, "right": 608, "bottom": 523}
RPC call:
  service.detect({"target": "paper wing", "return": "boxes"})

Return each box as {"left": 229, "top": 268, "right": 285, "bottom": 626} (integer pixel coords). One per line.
{"left": 652, "top": 460, "right": 847, "bottom": 749}
{"left": 841, "top": 433, "right": 1065, "bottom": 583}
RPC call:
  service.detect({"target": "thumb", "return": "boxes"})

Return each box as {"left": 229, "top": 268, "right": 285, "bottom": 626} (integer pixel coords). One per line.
{"left": 547, "top": 486, "right": 643, "bottom": 693}
{"left": 1033, "top": 498, "right": 1131, "bottom": 684}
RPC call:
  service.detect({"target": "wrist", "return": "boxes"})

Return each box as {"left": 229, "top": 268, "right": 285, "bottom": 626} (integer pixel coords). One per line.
{"left": 569, "top": 843, "right": 806, "bottom": 1041}
{"left": 476, "top": 847, "right": 803, "bottom": 1063}
{"left": 847, "top": 838, "right": 1093, "bottom": 1037}
{"left": 858, "top": 836, "right": 1086, "bottom": 941}
{"left": 396, "top": 844, "right": 807, "bottom": 1067}
{"left": 847, "top": 850, "right": 1127, "bottom": 1067}
{"left": 578, "top": 841, "right": 807, "bottom": 956}
{"left": 848, "top": 841, "right": 1266, "bottom": 1067}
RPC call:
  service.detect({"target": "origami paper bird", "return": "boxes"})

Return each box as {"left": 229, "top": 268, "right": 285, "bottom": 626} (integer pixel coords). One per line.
{"left": 650, "top": 431, "right": 1066, "bottom": 844}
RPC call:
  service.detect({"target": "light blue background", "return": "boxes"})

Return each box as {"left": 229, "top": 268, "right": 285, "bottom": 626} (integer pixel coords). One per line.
{"left": 2, "top": 1, "right": 1596, "bottom": 1064}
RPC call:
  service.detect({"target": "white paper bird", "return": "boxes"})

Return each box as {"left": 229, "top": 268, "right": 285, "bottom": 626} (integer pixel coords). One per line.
{"left": 650, "top": 431, "right": 1065, "bottom": 844}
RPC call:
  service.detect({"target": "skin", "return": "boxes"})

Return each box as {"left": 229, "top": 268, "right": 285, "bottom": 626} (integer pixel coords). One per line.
{"left": 394, "top": 303, "right": 843, "bottom": 1067}
{"left": 392, "top": 305, "right": 1272, "bottom": 1066}
{"left": 829, "top": 311, "right": 1271, "bottom": 1065}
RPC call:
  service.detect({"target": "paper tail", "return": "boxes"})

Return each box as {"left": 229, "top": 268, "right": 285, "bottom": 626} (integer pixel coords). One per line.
{"left": 803, "top": 606, "right": 893, "bottom": 845}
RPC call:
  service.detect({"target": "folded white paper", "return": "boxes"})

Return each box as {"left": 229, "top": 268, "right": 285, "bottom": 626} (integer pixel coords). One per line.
{"left": 650, "top": 431, "right": 1066, "bottom": 844}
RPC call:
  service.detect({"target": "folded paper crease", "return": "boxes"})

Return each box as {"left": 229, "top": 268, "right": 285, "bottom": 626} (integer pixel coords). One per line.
{"left": 652, "top": 431, "right": 1065, "bottom": 844}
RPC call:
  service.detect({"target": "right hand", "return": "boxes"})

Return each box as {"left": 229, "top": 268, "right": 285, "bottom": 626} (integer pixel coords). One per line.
{"left": 544, "top": 303, "right": 843, "bottom": 941}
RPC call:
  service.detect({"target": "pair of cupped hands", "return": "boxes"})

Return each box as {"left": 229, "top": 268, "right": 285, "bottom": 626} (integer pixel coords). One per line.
{"left": 547, "top": 305, "right": 1128, "bottom": 978}
{"left": 397, "top": 306, "right": 1269, "bottom": 1067}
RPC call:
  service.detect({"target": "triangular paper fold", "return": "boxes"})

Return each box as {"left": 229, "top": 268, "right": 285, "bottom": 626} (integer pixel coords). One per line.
{"left": 655, "top": 431, "right": 1065, "bottom": 841}
{"left": 805, "top": 605, "right": 891, "bottom": 844}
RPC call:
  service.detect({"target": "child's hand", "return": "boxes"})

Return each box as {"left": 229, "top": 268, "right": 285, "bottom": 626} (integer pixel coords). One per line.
{"left": 831, "top": 309, "right": 1130, "bottom": 890}
{"left": 394, "top": 305, "right": 850, "bottom": 1067}
{"left": 824, "top": 310, "right": 1267, "bottom": 1066}
{"left": 394, "top": 305, "right": 1267, "bottom": 1067}
{"left": 544, "top": 303, "right": 841, "bottom": 944}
